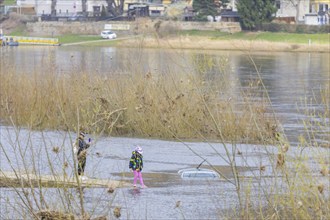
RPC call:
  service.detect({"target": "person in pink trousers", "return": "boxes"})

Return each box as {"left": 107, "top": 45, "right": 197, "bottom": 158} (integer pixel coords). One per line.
{"left": 129, "top": 146, "right": 147, "bottom": 188}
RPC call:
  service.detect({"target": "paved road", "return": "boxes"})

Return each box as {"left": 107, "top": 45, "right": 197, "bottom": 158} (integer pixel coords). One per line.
{"left": 61, "top": 36, "right": 139, "bottom": 46}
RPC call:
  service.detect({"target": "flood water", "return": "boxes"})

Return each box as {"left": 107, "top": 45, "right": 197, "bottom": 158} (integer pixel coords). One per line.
{"left": 0, "top": 46, "right": 329, "bottom": 219}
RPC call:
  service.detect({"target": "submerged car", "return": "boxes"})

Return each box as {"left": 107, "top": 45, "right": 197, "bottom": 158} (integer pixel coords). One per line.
{"left": 101, "top": 30, "right": 117, "bottom": 39}
{"left": 178, "top": 168, "right": 220, "bottom": 179}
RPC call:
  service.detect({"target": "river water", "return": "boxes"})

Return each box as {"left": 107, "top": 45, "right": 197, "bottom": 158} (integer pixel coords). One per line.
{"left": 0, "top": 46, "right": 329, "bottom": 219}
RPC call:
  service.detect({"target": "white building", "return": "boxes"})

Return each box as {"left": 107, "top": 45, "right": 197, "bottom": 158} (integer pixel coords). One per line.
{"left": 304, "top": 13, "right": 319, "bottom": 25}
{"left": 229, "top": 0, "right": 328, "bottom": 25}
{"left": 225, "top": 0, "right": 237, "bottom": 11}
{"left": 15, "top": 0, "right": 166, "bottom": 17}
{"left": 275, "top": 0, "right": 310, "bottom": 23}
{"left": 16, "top": 0, "right": 107, "bottom": 16}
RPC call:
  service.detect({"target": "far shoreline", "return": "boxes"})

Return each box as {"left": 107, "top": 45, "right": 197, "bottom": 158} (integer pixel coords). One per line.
{"left": 115, "top": 35, "right": 330, "bottom": 53}
{"left": 62, "top": 35, "right": 330, "bottom": 53}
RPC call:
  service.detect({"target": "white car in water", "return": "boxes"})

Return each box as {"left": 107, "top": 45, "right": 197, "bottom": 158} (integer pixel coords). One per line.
{"left": 101, "top": 30, "right": 117, "bottom": 39}
{"left": 178, "top": 168, "right": 220, "bottom": 179}
{"left": 178, "top": 159, "right": 220, "bottom": 179}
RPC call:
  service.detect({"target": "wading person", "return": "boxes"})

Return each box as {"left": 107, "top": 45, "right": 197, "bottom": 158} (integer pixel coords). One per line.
{"left": 129, "top": 146, "right": 147, "bottom": 188}
{"left": 76, "top": 131, "right": 91, "bottom": 181}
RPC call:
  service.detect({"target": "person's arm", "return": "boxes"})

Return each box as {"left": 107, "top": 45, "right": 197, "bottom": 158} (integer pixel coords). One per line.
{"left": 85, "top": 138, "right": 92, "bottom": 149}
{"left": 85, "top": 142, "right": 91, "bottom": 150}
{"left": 77, "top": 139, "right": 89, "bottom": 156}
{"left": 129, "top": 153, "right": 136, "bottom": 169}
{"left": 77, "top": 139, "right": 84, "bottom": 155}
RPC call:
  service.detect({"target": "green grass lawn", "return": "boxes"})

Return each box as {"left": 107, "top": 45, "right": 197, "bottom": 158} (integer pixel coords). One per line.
{"left": 3, "top": 0, "right": 16, "bottom": 5}
{"left": 56, "top": 31, "right": 329, "bottom": 45}
{"left": 180, "top": 30, "right": 330, "bottom": 44}
{"left": 57, "top": 34, "right": 120, "bottom": 46}
{"left": 57, "top": 34, "right": 101, "bottom": 44}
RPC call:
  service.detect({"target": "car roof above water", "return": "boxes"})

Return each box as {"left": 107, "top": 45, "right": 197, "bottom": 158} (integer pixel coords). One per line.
{"left": 178, "top": 168, "right": 220, "bottom": 179}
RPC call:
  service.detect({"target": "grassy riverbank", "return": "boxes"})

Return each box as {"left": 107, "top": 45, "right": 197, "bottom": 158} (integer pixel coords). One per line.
{"left": 183, "top": 31, "right": 329, "bottom": 44}
{"left": 57, "top": 31, "right": 329, "bottom": 45}
{"left": 57, "top": 31, "right": 329, "bottom": 52}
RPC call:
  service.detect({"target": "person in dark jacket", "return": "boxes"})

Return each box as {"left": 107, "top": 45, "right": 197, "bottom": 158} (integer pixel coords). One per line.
{"left": 129, "top": 146, "right": 147, "bottom": 188}
{"left": 76, "top": 131, "right": 91, "bottom": 180}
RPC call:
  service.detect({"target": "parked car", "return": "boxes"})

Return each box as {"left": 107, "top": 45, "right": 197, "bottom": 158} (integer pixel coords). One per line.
{"left": 101, "top": 30, "right": 117, "bottom": 39}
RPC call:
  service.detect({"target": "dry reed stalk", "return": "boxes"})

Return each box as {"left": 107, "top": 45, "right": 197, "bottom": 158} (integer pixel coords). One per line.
{"left": 35, "top": 210, "right": 75, "bottom": 220}
{"left": 317, "top": 184, "right": 325, "bottom": 194}
{"left": 276, "top": 153, "right": 285, "bottom": 168}
{"left": 281, "top": 144, "right": 289, "bottom": 153}
{"left": 320, "top": 167, "right": 329, "bottom": 176}
{"left": 113, "top": 207, "right": 121, "bottom": 218}
{"left": 107, "top": 187, "right": 114, "bottom": 193}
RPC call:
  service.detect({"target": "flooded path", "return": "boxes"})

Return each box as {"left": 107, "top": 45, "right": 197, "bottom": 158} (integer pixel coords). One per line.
{"left": 1, "top": 126, "right": 329, "bottom": 219}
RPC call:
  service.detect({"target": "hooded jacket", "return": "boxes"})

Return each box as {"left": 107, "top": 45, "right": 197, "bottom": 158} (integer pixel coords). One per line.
{"left": 129, "top": 151, "right": 143, "bottom": 171}
{"left": 77, "top": 137, "right": 90, "bottom": 159}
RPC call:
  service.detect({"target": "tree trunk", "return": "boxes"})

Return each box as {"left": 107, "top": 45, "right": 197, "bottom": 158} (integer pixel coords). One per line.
{"left": 295, "top": 1, "right": 301, "bottom": 23}
{"left": 81, "top": 0, "right": 87, "bottom": 16}
{"left": 288, "top": 0, "right": 301, "bottom": 23}
{"left": 51, "top": 0, "right": 57, "bottom": 16}
{"left": 106, "top": 0, "right": 125, "bottom": 17}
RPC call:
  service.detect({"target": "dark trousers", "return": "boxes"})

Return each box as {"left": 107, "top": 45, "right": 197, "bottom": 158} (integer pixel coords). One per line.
{"left": 78, "top": 158, "right": 86, "bottom": 176}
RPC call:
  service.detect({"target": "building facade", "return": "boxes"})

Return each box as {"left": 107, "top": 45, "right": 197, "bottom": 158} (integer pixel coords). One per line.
{"left": 310, "top": 0, "right": 329, "bottom": 13}
{"left": 15, "top": 0, "right": 167, "bottom": 17}
{"left": 16, "top": 0, "right": 107, "bottom": 16}
{"left": 275, "top": 0, "right": 310, "bottom": 23}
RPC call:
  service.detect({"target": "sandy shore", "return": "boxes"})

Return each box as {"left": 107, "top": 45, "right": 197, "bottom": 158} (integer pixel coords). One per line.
{"left": 118, "top": 35, "right": 329, "bottom": 53}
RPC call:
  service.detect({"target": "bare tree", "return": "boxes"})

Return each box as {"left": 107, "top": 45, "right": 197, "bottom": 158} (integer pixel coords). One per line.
{"left": 106, "top": 0, "right": 125, "bottom": 17}
{"left": 51, "top": 0, "right": 57, "bottom": 16}
{"left": 81, "top": 0, "right": 87, "bottom": 15}
{"left": 283, "top": 0, "right": 305, "bottom": 23}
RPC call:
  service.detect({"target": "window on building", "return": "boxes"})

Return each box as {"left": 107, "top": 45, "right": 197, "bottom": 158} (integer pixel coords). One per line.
{"left": 150, "top": 10, "right": 161, "bottom": 16}
{"left": 276, "top": 0, "right": 281, "bottom": 9}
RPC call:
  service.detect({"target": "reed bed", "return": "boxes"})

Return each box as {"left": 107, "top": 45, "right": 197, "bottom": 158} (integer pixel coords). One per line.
{"left": 0, "top": 53, "right": 278, "bottom": 144}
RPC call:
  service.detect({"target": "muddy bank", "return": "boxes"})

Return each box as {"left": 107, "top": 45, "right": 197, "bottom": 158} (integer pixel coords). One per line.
{"left": 117, "top": 36, "right": 329, "bottom": 53}
{"left": 0, "top": 171, "right": 129, "bottom": 188}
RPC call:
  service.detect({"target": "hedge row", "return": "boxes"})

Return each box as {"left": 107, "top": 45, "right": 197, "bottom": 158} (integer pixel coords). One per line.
{"left": 261, "top": 23, "right": 330, "bottom": 33}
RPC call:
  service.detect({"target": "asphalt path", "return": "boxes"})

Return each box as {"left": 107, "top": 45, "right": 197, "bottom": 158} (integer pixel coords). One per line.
{"left": 61, "top": 35, "right": 139, "bottom": 46}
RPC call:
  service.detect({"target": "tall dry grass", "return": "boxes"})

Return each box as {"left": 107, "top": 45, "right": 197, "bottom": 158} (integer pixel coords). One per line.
{"left": 0, "top": 52, "right": 278, "bottom": 144}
